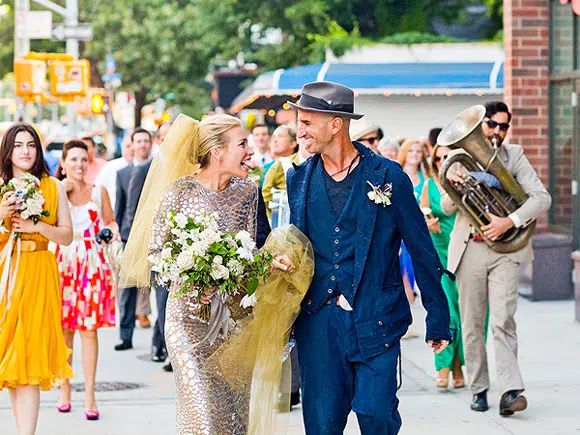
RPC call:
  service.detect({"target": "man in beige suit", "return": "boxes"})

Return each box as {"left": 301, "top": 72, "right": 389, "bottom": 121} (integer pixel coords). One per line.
{"left": 441, "top": 101, "right": 551, "bottom": 416}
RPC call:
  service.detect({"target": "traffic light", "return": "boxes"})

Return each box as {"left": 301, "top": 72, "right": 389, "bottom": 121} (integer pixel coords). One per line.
{"left": 90, "top": 91, "right": 110, "bottom": 115}
{"left": 91, "top": 94, "right": 104, "bottom": 114}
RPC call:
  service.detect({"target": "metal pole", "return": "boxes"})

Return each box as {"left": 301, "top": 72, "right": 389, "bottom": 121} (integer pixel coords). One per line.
{"left": 14, "top": 0, "right": 30, "bottom": 122}
{"left": 65, "top": 0, "right": 79, "bottom": 138}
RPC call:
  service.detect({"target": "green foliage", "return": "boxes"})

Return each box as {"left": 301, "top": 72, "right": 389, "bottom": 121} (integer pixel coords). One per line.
{"left": 380, "top": 32, "right": 467, "bottom": 45}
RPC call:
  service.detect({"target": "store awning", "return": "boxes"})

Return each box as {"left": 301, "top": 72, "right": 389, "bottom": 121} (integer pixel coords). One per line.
{"left": 230, "top": 60, "right": 504, "bottom": 113}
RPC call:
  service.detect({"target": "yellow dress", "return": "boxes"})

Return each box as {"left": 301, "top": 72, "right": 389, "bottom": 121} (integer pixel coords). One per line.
{"left": 0, "top": 176, "right": 74, "bottom": 390}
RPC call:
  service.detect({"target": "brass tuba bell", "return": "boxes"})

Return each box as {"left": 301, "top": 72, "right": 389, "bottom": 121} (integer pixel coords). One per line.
{"left": 437, "top": 105, "right": 534, "bottom": 253}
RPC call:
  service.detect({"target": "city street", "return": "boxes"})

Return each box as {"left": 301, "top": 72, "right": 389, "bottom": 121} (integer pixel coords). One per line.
{"left": 1, "top": 293, "right": 578, "bottom": 435}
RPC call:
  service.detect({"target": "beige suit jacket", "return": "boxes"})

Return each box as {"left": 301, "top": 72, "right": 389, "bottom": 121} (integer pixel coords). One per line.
{"left": 441, "top": 143, "right": 552, "bottom": 273}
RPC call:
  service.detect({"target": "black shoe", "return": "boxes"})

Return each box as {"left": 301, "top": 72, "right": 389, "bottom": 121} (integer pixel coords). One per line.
{"left": 163, "top": 363, "right": 173, "bottom": 372}
{"left": 290, "top": 391, "right": 300, "bottom": 408}
{"left": 114, "top": 341, "right": 133, "bottom": 351}
{"left": 471, "top": 390, "right": 489, "bottom": 412}
{"left": 499, "top": 390, "right": 527, "bottom": 416}
{"left": 151, "top": 346, "right": 167, "bottom": 363}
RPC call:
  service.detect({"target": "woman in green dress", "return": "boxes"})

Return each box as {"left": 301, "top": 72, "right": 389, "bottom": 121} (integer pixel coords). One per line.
{"left": 420, "top": 144, "right": 465, "bottom": 389}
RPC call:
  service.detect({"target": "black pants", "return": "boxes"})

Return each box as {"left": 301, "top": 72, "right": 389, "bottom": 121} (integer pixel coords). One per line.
{"left": 119, "top": 287, "right": 138, "bottom": 343}
{"left": 152, "top": 280, "right": 168, "bottom": 352}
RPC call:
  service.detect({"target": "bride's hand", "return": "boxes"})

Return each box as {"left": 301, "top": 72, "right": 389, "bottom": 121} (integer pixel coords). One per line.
{"left": 272, "top": 255, "right": 295, "bottom": 273}
{"left": 200, "top": 286, "right": 217, "bottom": 305}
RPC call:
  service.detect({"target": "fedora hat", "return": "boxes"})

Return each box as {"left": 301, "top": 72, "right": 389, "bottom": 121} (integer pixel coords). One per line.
{"left": 288, "top": 81, "right": 364, "bottom": 120}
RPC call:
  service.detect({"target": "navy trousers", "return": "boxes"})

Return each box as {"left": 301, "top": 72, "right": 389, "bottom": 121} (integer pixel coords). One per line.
{"left": 119, "top": 287, "right": 138, "bottom": 343}
{"left": 295, "top": 304, "right": 402, "bottom": 435}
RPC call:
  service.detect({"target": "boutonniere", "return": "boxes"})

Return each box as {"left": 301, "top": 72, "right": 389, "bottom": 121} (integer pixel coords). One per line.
{"left": 366, "top": 181, "right": 392, "bottom": 207}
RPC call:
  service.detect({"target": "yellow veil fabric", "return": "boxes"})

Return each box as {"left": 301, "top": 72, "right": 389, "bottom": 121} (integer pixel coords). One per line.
{"left": 119, "top": 114, "right": 200, "bottom": 289}
{"left": 206, "top": 225, "right": 314, "bottom": 435}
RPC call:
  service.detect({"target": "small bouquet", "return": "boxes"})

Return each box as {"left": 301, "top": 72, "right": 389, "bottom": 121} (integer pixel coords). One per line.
{"left": 148, "top": 211, "right": 273, "bottom": 320}
{"left": 0, "top": 173, "right": 49, "bottom": 235}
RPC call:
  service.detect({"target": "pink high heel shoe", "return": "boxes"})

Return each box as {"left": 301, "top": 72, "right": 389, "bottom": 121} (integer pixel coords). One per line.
{"left": 57, "top": 403, "right": 72, "bottom": 413}
{"left": 85, "top": 409, "right": 100, "bottom": 421}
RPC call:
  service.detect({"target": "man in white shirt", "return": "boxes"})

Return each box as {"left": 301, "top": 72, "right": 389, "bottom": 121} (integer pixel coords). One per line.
{"left": 249, "top": 123, "right": 273, "bottom": 168}
{"left": 95, "top": 134, "right": 134, "bottom": 211}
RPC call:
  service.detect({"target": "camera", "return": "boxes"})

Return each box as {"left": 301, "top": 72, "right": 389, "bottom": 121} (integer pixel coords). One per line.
{"left": 95, "top": 228, "right": 113, "bottom": 244}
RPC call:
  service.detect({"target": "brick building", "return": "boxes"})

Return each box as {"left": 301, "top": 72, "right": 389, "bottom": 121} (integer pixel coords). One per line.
{"left": 504, "top": 0, "right": 579, "bottom": 250}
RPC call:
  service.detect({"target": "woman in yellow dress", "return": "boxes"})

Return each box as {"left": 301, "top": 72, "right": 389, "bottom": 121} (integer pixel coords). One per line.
{"left": 0, "top": 122, "right": 74, "bottom": 435}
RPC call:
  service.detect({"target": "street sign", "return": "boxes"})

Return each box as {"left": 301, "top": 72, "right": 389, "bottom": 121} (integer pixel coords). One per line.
{"left": 15, "top": 11, "right": 54, "bottom": 39}
{"left": 52, "top": 23, "right": 93, "bottom": 41}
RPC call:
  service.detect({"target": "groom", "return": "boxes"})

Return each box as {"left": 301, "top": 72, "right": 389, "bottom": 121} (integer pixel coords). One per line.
{"left": 287, "top": 81, "right": 452, "bottom": 434}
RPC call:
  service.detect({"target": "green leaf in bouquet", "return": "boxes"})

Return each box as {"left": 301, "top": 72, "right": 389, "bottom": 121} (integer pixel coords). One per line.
{"left": 247, "top": 277, "right": 259, "bottom": 295}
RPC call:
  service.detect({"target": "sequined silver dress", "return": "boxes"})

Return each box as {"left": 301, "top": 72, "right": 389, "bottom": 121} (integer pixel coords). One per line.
{"left": 149, "top": 175, "right": 258, "bottom": 435}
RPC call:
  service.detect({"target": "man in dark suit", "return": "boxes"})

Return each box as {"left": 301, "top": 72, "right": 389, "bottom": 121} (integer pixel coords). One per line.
{"left": 115, "top": 127, "right": 153, "bottom": 351}
{"left": 287, "top": 82, "right": 452, "bottom": 434}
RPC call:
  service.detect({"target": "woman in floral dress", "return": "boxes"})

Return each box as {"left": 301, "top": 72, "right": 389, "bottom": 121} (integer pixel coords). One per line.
{"left": 54, "top": 140, "right": 118, "bottom": 420}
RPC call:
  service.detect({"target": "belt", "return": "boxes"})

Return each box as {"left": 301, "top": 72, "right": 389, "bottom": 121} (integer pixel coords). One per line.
{"left": 16, "top": 240, "right": 49, "bottom": 252}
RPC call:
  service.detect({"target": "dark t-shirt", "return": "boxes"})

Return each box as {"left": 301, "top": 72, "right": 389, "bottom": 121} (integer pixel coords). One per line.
{"left": 323, "top": 161, "right": 361, "bottom": 216}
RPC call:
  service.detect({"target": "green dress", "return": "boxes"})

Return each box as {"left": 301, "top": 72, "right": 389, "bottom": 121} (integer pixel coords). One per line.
{"left": 427, "top": 178, "right": 465, "bottom": 370}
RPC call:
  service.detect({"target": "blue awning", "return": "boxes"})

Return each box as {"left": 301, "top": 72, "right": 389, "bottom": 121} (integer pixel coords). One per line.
{"left": 231, "top": 60, "right": 504, "bottom": 113}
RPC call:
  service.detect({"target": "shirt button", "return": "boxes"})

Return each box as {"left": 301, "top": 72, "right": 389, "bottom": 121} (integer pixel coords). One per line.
{"left": 334, "top": 239, "right": 339, "bottom": 245}
{"left": 335, "top": 227, "right": 340, "bottom": 232}
{"left": 331, "top": 276, "right": 336, "bottom": 281}
{"left": 334, "top": 252, "right": 339, "bottom": 257}
{"left": 327, "top": 289, "right": 333, "bottom": 294}
{"left": 378, "top": 321, "right": 383, "bottom": 326}
{"left": 307, "top": 300, "right": 312, "bottom": 305}
{"left": 385, "top": 343, "right": 390, "bottom": 348}
{"left": 334, "top": 264, "right": 339, "bottom": 269}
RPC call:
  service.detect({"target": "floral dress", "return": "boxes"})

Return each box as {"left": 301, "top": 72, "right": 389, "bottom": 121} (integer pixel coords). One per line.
{"left": 55, "top": 187, "right": 116, "bottom": 331}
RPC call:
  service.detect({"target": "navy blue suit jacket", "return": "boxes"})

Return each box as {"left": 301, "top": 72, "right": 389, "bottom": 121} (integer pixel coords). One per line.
{"left": 287, "top": 144, "right": 452, "bottom": 359}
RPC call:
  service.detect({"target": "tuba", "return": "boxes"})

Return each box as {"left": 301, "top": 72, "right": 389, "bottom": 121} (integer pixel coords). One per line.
{"left": 437, "top": 105, "right": 534, "bottom": 253}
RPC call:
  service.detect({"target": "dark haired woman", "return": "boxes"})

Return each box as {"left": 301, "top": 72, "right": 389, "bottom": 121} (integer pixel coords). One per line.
{"left": 0, "top": 122, "right": 74, "bottom": 434}
{"left": 54, "top": 140, "right": 118, "bottom": 420}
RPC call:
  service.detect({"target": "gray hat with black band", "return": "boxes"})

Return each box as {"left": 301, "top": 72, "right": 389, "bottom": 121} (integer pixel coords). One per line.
{"left": 288, "top": 81, "right": 364, "bottom": 120}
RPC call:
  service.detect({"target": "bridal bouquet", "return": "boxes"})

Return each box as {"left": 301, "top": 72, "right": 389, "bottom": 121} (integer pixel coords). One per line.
{"left": 0, "top": 173, "right": 49, "bottom": 235}
{"left": 148, "top": 211, "right": 273, "bottom": 319}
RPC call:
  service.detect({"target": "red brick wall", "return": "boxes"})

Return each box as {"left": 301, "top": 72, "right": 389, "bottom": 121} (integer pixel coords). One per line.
{"left": 504, "top": 0, "right": 551, "bottom": 229}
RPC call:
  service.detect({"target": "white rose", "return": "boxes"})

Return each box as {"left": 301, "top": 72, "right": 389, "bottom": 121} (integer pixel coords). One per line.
{"left": 201, "top": 229, "right": 221, "bottom": 245}
{"left": 176, "top": 249, "right": 195, "bottom": 271}
{"left": 213, "top": 255, "right": 223, "bottom": 265}
{"left": 210, "top": 264, "right": 229, "bottom": 281}
{"left": 161, "top": 247, "right": 173, "bottom": 259}
{"left": 174, "top": 213, "right": 188, "bottom": 229}
{"left": 20, "top": 210, "right": 30, "bottom": 220}
{"left": 235, "top": 230, "right": 256, "bottom": 251}
{"left": 236, "top": 246, "right": 254, "bottom": 262}
{"left": 240, "top": 293, "right": 257, "bottom": 309}
{"left": 25, "top": 197, "right": 44, "bottom": 217}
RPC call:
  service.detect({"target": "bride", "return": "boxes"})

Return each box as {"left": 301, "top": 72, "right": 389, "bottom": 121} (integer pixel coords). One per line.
{"left": 120, "top": 114, "right": 293, "bottom": 434}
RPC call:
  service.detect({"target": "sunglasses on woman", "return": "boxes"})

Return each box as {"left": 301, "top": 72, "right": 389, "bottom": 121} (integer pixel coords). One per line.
{"left": 485, "top": 119, "right": 510, "bottom": 132}
{"left": 433, "top": 154, "right": 448, "bottom": 163}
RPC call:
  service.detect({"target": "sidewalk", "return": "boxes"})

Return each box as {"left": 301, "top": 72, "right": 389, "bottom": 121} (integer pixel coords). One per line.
{"left": 1, "top": 297, "right": 579, "bottom": 434}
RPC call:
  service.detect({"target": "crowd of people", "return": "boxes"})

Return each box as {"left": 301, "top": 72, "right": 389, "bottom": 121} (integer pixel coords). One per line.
{"left": 0, "top": 79, "right": 551, "bottom": 435}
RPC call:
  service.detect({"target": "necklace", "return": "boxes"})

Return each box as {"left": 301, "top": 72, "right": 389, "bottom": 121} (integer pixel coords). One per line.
{"left": 328, "top": 152, "right": 361, "bottom": 177}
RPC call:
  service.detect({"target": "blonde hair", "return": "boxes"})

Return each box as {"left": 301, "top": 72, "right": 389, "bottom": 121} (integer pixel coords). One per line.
{"left": 377, "top": 138, "right": 400, "bottom": 155}
{"left": 196, "top": 114, "right": 243, "bottom": 168}
{"left": 397, "top": 139, "right": 427, "bottom": 167}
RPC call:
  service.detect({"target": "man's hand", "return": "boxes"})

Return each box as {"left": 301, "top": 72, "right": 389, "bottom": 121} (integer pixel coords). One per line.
{"left": 427, "top": 340, "right": 449, "bottom": 354}
{"left": 481, "top": 213, "right": 514, "bottom": 241}
{"left": 449, "top": 172, "right": 465, "bottom": 186}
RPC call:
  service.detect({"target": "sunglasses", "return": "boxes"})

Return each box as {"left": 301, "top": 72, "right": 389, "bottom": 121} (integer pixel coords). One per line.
{"left": 485, "top": 119, "right": 510, "bottom": 132}
{"left": 360, "top": 136, "right": 379, "bottom": 145}
{"left": 433, "top": 154, "right": 448, "bottom": 163}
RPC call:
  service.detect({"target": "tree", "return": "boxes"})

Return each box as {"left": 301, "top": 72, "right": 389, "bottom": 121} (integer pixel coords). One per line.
{"left": 84, "top": 0, "right": 212, "bottom": 123}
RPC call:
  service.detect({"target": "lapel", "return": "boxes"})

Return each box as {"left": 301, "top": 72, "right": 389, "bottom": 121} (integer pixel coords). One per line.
{"left": 288, "top": 155, "right": 318, "bottom": 234}
{"left": 353, "top": 145, "right": 388, "bottom": 292}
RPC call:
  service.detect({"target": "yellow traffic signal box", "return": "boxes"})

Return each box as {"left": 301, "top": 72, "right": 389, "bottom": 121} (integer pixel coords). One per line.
{"left": 50, "top": 59, "right": 90, "bottom": 98}
{"left": 14, "top": 59, "right": 47, "bottom": 97}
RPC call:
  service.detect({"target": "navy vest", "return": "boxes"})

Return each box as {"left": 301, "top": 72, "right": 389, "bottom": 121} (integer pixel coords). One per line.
{"left": 305, "top": 159, "right": 363, "bottom": 313}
